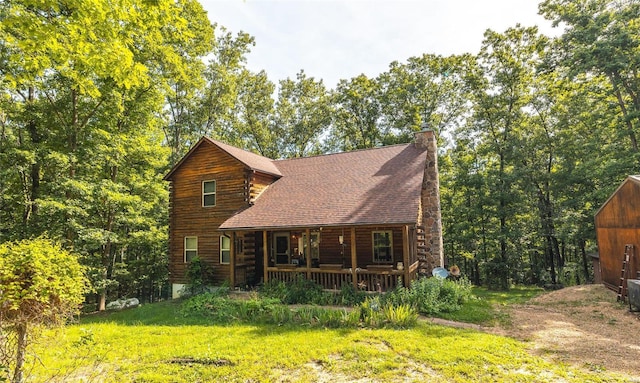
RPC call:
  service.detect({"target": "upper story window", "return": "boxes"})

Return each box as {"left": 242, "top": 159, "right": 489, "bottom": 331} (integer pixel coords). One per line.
{"left": 185, "top": 236, "right": 197, "bottom": 263}
{"left": 203, "top": 180, "right": 216, "bottom": 207}
{"left": 372, "top": 231, "right": 393, "bottom": 263}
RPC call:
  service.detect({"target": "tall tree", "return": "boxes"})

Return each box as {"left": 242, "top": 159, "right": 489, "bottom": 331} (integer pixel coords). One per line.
{"left": 377, "top": 54, "right": 477, "bottom": 142}
{"left": 328, "top": 74, "right": 382, "bottom": 151}
{"left": 272, "top": 70, "right": 332, "bottom": 158}
{"left": 0, "top": 0, "right": 213, "bottom": 308}
{"left": 540, "top": 0, "right": 640, "bottom": 157}
{"left": 463, "top": 26, "right": 545, "bottom": 289}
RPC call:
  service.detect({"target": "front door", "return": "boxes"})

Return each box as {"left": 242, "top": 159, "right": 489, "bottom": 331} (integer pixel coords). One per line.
{"left": 274, "top": 232, "right": 290, "bottom": 264}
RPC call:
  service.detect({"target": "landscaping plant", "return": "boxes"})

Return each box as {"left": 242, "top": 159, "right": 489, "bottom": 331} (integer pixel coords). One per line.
{"left": 0, "top": 238, "right": 86, "bottom": 383}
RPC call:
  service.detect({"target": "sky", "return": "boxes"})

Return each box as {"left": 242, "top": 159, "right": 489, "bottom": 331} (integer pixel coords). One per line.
{"left": 199, "top": 0, "right": 559, "bottom": 88}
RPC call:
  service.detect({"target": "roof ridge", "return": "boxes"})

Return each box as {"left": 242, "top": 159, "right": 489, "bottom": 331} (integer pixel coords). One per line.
{"left": 206, "top": 137, "right": 274, "bottom": 160}
{"left": 205, "top": 137, "right": 282, "bottom": 177}
{"left": 273, "top": 142, "right": 413, "bottom": 163}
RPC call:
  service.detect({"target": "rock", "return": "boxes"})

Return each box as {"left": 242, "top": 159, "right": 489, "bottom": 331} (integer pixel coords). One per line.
{"left": 106, "top": 297, "right": 140, "bottom": 310}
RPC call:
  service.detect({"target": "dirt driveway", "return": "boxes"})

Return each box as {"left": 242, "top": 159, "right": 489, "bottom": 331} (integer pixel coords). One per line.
{"left": 489, "top": 285, "right": 640, "bottom": 379}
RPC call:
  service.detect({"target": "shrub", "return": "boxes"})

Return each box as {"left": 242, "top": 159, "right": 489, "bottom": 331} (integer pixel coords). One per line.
{"left": 382, "top": 304, "right": 418, "bottom": 328}
{"left": 383, "top": 276, "right": 473, "bottom": 315}
{"left": 0, "top": 238, "right": 87, "bottom": 383}
{"left": 258, "top": 279, "right": 288, "bottom": 303}
{"left": 183, "top": 256, "right": 215, "bottom": 296}
{"left": 283, "top": 275, "right": 328, "bottom": 304}
{"left": 358, "top": 296, "right": 384, "bottom": 328}
{"left": 180, "top": 292, "right": 419, "bottom": 329}
{"left": 259, "top": 276, "right": 333, "bottom": 305}
{"left": 336, "top": 283, "right": 367, "bottom": 306}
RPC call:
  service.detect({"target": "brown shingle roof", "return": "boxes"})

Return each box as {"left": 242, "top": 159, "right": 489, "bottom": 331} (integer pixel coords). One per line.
{"left": 164, "top": 137, "right": 282, "bottom": 181}
{"left": 207, "top": 138, "right": 282, "bottom": 177}
{"left": 219, "top": 143, "right": 427, "bottom": 230}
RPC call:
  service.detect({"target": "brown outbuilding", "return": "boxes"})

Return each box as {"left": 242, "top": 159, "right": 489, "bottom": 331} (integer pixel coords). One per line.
{"left": 594, "top": 175, "right": 640, "bottom": 292}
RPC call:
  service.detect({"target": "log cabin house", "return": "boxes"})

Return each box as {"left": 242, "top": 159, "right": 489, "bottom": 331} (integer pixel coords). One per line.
{"left": 164, "top": 130, "right": 444, "bottom": 298}
{"left": 595, "top": 175, "right": 640, "bottom": 293}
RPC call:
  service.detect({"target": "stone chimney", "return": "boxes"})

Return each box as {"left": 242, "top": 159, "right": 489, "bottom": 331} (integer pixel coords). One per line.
{"left": 414, "top": 129, "right": 444, "bottom": 270}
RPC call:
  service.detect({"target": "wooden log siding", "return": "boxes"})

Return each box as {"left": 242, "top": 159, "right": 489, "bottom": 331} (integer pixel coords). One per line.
{"left": 310, "top": 226, "right": 405, "bottom": 267}
{"left": 262, "top": 225, "right": 413, "bottom": 289}
{"left": 167, "top": 141, "right": 277, "bottom": 285}
{"left": 249, "top": 172, "right": 273, "bottom": 204}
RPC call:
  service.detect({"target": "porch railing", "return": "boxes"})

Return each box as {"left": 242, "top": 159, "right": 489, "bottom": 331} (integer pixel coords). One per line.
{"left": 266, "top": 261, "right": 419, "bottom": 292}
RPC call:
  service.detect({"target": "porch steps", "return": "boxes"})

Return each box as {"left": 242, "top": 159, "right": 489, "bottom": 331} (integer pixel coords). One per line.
{"left": 416, "top": 226, "right": 429, "bottom": 277}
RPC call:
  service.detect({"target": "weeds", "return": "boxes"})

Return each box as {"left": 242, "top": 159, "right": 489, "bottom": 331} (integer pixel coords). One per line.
{"left": 383, "top": 277, "right": 474, "bottom": 315}
{"left": 181, "top": 292, "right": 418, "bottom": 329}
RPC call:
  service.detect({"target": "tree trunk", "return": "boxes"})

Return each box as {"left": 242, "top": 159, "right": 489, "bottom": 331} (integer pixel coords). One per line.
{"left": 12, "top": 322, "right": 27, "bottom": 383}
{"left": 98, "top": 280, "right": 107, "bottom": 311}
{"left": 580, "top": 240, "right": 590, "bottom": 283}
{"left": 547, "top": 236, "right": 557, "bottom": 284}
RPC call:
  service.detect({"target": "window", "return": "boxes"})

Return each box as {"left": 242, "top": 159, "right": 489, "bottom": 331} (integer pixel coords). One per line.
{"left": 235, "top": 237, "right": 244, "bottom": 254}
{"left": 303, "top": 231, "right": 320, "bottom": 260}
{"left": 185, "top": 237, "right": 197, "bottom": 263}
{"left": 203, "top": 180, "right": 216, "bottom": 207}
{"left": 220, "top": 235, "right": 231, "bottom": 264}
{"left": 372, "top": 231, "right": 393, "bottom": 263}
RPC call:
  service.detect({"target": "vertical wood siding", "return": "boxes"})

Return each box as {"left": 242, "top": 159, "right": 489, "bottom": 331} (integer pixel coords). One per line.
{"left": 595, "top": 179, "right": 640, "bottom": 289}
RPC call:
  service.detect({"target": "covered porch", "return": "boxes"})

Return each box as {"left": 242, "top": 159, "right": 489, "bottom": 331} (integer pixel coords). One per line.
{"left": 225, "top": 224, "right": 424, "bottom": 292}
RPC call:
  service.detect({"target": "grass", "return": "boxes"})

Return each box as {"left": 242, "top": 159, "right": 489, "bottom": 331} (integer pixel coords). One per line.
{"left": 21, "top": 294, "right": 634, "bottom": 383}
{"left": 434, "top": 285, "right": 544, "bottom": 325}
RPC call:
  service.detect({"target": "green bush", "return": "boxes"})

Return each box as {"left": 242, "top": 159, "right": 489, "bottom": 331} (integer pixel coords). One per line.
{"left": 0, "top": 238, "right": 87, "bottom": 383}
{"left": 259, "top": 276, "right": 333, "bottom": 305}
{"left": 383, "top": 304, "right": 418, "bottom": 328}
{"left": 257, "top": 279, "right": 288, "bottom": 302}
{"left": 180, "top": 292, "right": 418, "bottom": 329}
{"left": 260, "top": 277, "right": 370, "bottom": 306}
{"left": 337, "top": 283, "right": 367, "bottom": 306}
{"left": 183, "top": 256, "right": 215, "bottom": 296}
{"left": 384, "top": 276, "right": 473, "bottom": 315}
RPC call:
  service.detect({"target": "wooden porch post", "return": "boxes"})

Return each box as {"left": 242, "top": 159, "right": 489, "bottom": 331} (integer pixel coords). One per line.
{"left": 230, "top": 232, "right": 236, "bottom": 288}
{"left": 403, "top": 225, "right": 410, "bottom": 287}
{"left": 351, "top": 227, "right": 357, "bottom": 288}
{"left": 263, "top": 230, "right": 269, "bottom": 284}
{"left": 305, "top": 228, "right": 311, "bottom": 279}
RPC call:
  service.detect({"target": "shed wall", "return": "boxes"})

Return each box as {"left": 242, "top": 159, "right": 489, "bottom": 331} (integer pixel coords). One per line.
{"left": 595, "top": 178, "right": 640, "bottom": 289}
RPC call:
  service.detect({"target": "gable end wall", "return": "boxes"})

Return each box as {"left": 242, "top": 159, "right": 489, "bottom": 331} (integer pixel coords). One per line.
{"left": 168, "top": 141, "right": 270, "bottom": 285}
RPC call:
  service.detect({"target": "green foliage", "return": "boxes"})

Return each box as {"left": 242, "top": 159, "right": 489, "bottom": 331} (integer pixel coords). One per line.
{"left": 273, "top": 70, "right": 331, "bottom": 158}
{"left": 183, "top": 257, "right": 215, "bottom": 296}
{"left": 258, "top": 276, "right": 331, "bottom": 305}
{"left": 259, "top": 277, "right": 367, "bottom": 306}
{"left": 337, "top": 283, "right": 367, "bottom": 306}
{"left": 0, "top": 238, "right": 86, "bottom": 323}
{"left": 0, "top": 238, "right": 87, "bottom": 383}
{"left": 384, "top": 277, "right": 474, "bottom": 316}
{"left": 180, "top": 292, "right": 417, "bottom": 329}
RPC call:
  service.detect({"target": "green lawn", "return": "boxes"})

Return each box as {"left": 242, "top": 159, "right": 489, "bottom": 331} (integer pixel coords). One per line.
{"left": 436, "top": 285, "right": 545, "bottom": 325}
{"left": 25, "top": 293, "right": 634, "bottom": 383}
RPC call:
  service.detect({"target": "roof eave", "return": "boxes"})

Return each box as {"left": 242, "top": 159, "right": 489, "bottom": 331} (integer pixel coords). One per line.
{"left": 163, "top": 137, "right": 282, "bottom": 181}
{"left": 163, "top": 137, "right": 208, "bottom": 181}
{"left": 595, "top": 175, "right": 640, "bottom": 218}
{"left": 219, "top": 220, "right": 419, "bottom": 232}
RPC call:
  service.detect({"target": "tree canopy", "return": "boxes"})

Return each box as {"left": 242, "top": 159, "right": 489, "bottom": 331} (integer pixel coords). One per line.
{"left": 1, "top": 0, "right": 638, "bottom": 302}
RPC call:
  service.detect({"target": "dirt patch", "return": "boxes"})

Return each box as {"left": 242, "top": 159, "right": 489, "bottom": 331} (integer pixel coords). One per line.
{"left": 490, "top": 284, "right": 640, "bottom": 378}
